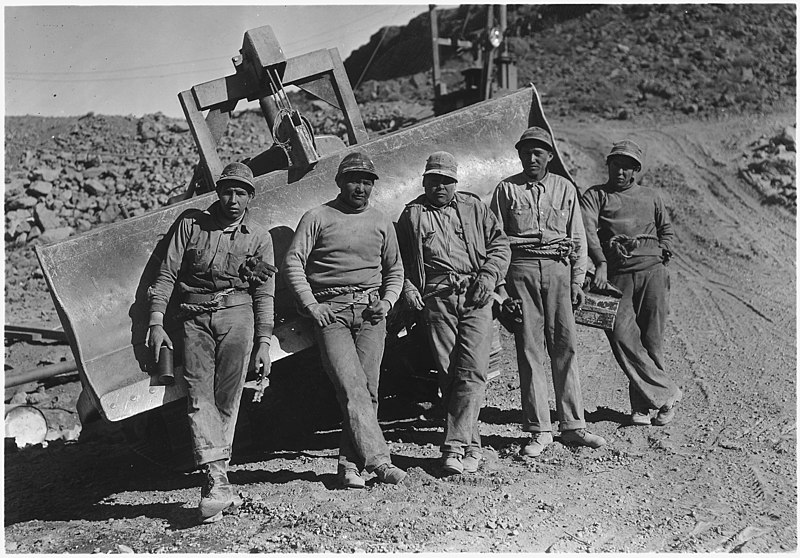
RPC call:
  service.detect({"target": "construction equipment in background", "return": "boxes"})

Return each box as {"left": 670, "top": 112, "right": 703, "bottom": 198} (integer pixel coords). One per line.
{"left": 35, "top": 24, "right": 574, "bottom": 471}
{"left": 429, "top": 4, "right": 518, "bottom": 115}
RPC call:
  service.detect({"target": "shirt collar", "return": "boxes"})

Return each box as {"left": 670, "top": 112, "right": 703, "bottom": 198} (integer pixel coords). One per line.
{"left": 423, "top": 196, "right": 457, "bottom": 211}
{"left": 209, "top": 202, "right": 252, "bottom": 233}
{"left": 525, "top": 171, "right": 550, "bottom": 189}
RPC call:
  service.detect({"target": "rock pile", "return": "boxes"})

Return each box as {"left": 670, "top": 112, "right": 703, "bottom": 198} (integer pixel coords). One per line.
{"left": 739, "top": 125, "right": 796, "bottom": 211}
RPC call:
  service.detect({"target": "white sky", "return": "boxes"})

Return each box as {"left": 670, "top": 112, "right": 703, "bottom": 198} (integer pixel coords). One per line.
{"left": 4, "top": 3, "right": 429, "bottom": 118}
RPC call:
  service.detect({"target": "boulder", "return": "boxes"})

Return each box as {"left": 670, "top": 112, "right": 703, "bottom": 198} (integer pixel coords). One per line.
{"left": 33, "top": 167, "right": 61, "bottom": 182}
{"left": 33, "top": 204, "right": 61, "bottom": 231}
{"left": 27, "top": 181, "right": 53, "bottom": 197}
{"left": 84, "top": 179, "right": 107, "bottom": 195}
{"left": 39, "top": 227, "right": 75, "bottom": 243}
{"left": 7, "top": 196, "right": 38, "bottom": 210}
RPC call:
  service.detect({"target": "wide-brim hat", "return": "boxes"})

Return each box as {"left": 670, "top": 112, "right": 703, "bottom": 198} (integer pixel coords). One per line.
{"left": 515, "top": 126, "right": 553, "bottom": 150}
{"left": 336, "top": 151, "right": 379, "bottom": 180}
{"left": 423, "top": 151, "right": 458, "bottom": 181}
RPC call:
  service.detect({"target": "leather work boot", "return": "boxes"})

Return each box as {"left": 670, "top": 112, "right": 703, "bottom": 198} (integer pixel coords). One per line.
{"left": 560, "top": 429, "right": 607, "bottom": 449}
{"left": 198, "top": 459, "right": 240, "bottom": 523}
{"left": 337, "top": 465, "right": 366, "bottom": 489}
{"left": 652, "top": 400, "right": 679, "bottom": 426}
{"left": 520, "top": 432, "right": 553, "bottom": 457}
{"left": 631, "top": 411, "right": 651, "bottom": 426}
{"left": 441, "top": 454, "right": 464, "bottom": 475}
{"left": 374, "top": 463, "right": 407, "bottom": 485}
{"left": 462, "top": 452, "right": 482, "bottom": 474}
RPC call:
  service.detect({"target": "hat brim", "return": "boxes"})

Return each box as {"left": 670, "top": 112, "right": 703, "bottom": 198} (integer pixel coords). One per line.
{"left": 606, "top": 153, "right": 642, "bottom": 167}
{"left": 423, "top": 169, "right": 458, "bottom": 181}
{"left": 216, "top": 175, "right": 255, "bottom": 192}
{"left": 515, "top": 138, "right": 553, "bottom": 151}
{"left": 336, "top": 169, "right": 379, "bottom": 180}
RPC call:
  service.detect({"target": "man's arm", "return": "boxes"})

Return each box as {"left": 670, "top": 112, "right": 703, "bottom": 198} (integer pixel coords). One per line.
{"left": 654, "top": 192, "right": 674, "bottom": 254}
{"left": 395, "top": 208, "right": 424, "bottom": 310}
{"left": 488, "top": 182, "right": 508, "bottom": 233}
{"left": 251, "top": 233, "right": 276, "bottom": 342}
{"left": 567, "top": 189, "right": 587, "bottom": 288}
{"left": 478, "top": 202, "right": 511, "bottom": 286}
{"left": 578, "top": 187, "right": 606, "bottom": 267}
{"left": 281, "top": 211, "right": 320, "bottom": 309}
{"left": 380, "top": 219, "right": 404, "bottom": 309}
{"left": 147, "top": 216, "right": 192, "bottom": 360}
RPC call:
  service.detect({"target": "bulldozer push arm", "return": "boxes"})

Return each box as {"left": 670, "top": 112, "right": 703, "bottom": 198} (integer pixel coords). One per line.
{"left": 35, "top": 30, "right": 574, "bottom": 425}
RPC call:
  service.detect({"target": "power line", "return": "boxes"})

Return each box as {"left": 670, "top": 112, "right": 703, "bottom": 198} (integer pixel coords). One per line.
{"left": 5, "top": 66, "right": 231, "bottom": 83}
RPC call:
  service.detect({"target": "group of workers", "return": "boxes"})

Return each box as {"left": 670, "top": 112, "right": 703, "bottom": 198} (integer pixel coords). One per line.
{"left": 147, "top": 126, "right": 681, "bottom": 523}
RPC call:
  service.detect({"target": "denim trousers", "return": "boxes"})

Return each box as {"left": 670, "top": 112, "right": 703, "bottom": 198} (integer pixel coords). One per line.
{"left": 182, "top": 304, "right": 254, "bottom": 466}
{"left": 313, "top": 292, "right": 391, "bottom": 473}
{"left": 506, "top": 257, "right": 586, "bottom": 433}
{"left": 424, "top": 290, "right": 492, "bottom": 457}
{"left": 607, "top": 264, "right": 681, "bottom": 412}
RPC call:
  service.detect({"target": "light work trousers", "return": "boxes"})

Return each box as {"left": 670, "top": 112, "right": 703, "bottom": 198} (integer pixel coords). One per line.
{"left": 313, "top": 292, "right": 392, "bottom": 473}
{"left": 424, "top": 290, "right": 493, "bottom": 457}
{"left": 182, "top": 304, "right": 254, "bottom": 466}
{"left": 607, "top": 264, "right": 681, "bottom": 412}
{"left": 506, "top": 257, "right": 586, "bottom": 433}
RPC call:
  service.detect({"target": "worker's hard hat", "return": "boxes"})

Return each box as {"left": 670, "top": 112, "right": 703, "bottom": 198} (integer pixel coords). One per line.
{"left": 216, "top": 162, "right": 255, "bottom": 193}
{"left": 515, "top": 126, "right": 553, "bottom": 151}
{"left": 423, "top": 151, "right": 458, "bottom": 181}
{"left": 606, "top": 140, "right": 643, "bottom": 168}
{"left": 336, "top": 152, "right": 379, "bottom": 181}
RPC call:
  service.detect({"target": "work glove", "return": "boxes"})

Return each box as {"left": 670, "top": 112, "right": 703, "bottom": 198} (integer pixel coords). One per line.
{"left": 493, "top": 296, "right": 523, "bottom": 332}
{"left": 662, "top": 248, "right": 673, "bottom": 266}
{"left": 239, "top": 256, "right": 278, "bottom": 287}
{"left": 467, "top": 271, "right": 495, "bottom": 307}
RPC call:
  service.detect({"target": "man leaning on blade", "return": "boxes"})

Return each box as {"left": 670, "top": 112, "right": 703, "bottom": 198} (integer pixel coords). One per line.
{"left": 282, "top": 151, "right": 407, "bottom": 489}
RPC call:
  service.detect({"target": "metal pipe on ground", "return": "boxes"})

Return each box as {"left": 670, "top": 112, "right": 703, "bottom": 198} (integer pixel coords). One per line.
{"left": 5, "top": 359, "right": 78, "bottom": 388}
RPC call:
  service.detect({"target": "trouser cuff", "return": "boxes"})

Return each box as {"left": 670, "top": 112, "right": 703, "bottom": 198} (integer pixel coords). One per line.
{"left": 558, "top": 420, "right": 586, "bottom": 432}
{"left": 195, "top": 446, "right": 230, "bottom": 467}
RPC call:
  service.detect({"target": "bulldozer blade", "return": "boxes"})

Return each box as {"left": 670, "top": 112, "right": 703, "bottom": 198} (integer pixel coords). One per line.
{"left": 35, "top": 84, "right": 575, "bottom": 423}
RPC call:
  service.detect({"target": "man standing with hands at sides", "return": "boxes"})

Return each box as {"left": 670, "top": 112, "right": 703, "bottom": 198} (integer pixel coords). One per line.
{"left": 397, "top": 152, "right": 509, "bottom": 475}
{"left": 282, "top": 151, "right": 407, "bottom": 489}
{"left": 490, "top": 126, "right": 606, "bottom": 458}
{"left": 580, "top": 140, "right": 681, "bottom": 426}
{"left": 147, "top": 162, "right": 275, "bottom": 523}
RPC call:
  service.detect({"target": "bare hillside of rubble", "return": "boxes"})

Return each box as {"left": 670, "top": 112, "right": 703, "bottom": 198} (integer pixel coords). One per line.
{"left": 5, "top": 109, "right": 796, "bottom": 554}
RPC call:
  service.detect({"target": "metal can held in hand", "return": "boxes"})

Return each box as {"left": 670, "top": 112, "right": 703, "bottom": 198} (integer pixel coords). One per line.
{"left": 157, "top": 346, "right": 175, "bottom": 386}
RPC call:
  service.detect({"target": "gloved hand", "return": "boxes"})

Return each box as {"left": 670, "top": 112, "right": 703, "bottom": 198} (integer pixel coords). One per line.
{"left": 307, "top": 302, "right": 336, "bottom": 327}
{"left": 362, "top": 299, "right": 391, "bottom": 325}
{"left": 571, "top": 283, "right": 585, "bottom": 310}
{"left": 467, "top": 271, "right": 495, "bottom": 307}
{"left": 402, "top": 286, "right": 424, "bottom": 311}
{"left": 239, "top": 256, "right": 278, "bottom": 287}
{"left": 662, "top": 248, "right": 673, "bottom": 266}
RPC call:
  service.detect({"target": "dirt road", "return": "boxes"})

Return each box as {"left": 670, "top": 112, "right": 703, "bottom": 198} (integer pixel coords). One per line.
{"left": 5, "top": 111, "right": 796, "bottom": 553}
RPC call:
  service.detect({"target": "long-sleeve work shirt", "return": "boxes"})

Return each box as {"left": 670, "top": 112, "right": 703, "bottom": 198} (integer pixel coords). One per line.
{"left": 282, "top": 196, "right": 404, "bottom": 309}
{"left": 397, "top": 191, "right": 510, "bottom": 293}
{"left": 580, "top": 180, "right": 674, "bottom": 274}
{"left": 490, "top": 171, "right": 587, "bottom": 286}
{"left": 148, "top": 202, "right": 275, "bottom": 340}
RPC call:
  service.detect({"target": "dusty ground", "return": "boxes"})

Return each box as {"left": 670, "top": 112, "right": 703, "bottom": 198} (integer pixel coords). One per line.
{"left": 4, "top": 110, "right": 796, "bottom": 553}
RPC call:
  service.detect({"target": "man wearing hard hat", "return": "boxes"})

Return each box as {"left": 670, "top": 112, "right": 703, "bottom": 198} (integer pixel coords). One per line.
{"left": 148, "top": 162, "right": 275, "bottom": 523}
